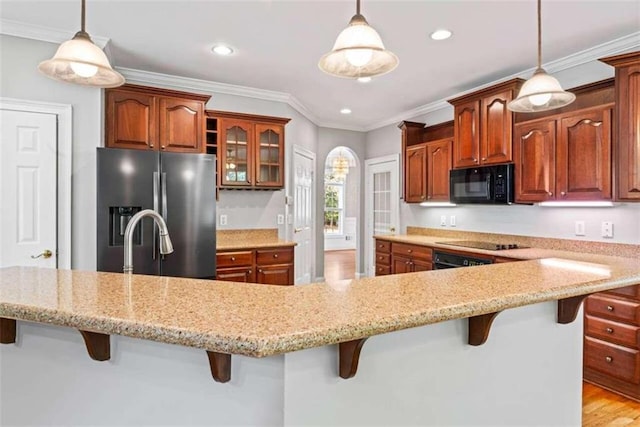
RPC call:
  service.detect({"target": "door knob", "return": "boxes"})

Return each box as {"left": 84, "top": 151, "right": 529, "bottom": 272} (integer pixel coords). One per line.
{"left": 31, "top": 250, "right": 53, "bottom": 259}
{"left": 389, "top": 226, "right": 396, "bottom": 232}
{"left": 294, "top": 228, "right": 303, "bottom": 233}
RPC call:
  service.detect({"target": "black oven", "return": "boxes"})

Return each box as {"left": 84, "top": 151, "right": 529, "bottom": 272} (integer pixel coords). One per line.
{"left": 432, "top": 251, "right": 493, "bottom": 270}
{"left": 449, "top": 163, "right": 514, "bottom": 204}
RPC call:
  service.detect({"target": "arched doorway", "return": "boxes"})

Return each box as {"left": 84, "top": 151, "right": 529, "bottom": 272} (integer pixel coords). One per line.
{"left": 323, "top": 146, "right": 359, "bottom": 285}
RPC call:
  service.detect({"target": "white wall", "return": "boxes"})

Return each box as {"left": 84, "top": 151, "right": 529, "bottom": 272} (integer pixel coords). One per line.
{"left": 365, "top": 57, "right": 640, "bottom": 245}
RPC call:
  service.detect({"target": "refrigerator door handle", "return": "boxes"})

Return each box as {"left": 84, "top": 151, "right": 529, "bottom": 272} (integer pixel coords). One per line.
{"left": 161, "top": 172, "right": 168, "bottom": 221}
{"left": 153, "top": 172, "right": 159, "bottom": 260}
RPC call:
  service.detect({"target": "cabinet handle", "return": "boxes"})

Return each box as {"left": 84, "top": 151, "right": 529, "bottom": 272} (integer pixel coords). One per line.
{"left": 273, "top": 254, "right": 278, "bottom": 258}
{"left": 405, "top": 261, "right": 410, "bottom": 265}
{"left": 230, "top": 256, "right": 236, "bottom": 261}
{"left": 605, "top": 327, "right": 614, "bottom": 334}
{"left": 607, "top": 305, "right": 614, "bottom": 312}
{"left": 258, "top": 269, "right": 263, "bottom": 273}
{"left": 560, "top": 191, "right": 566, "bottom": 197}
{"left": 481, "top": 157, "right": 487, "bottom": 161}
{"left": 605, "top": 356, "right": 613, "bottom": 363}
{"left": 379, "top": 256, "right": 383, "bottom": 260}
{"left": 548, "top": 192, "right": 553, "bottom": 196}
{"left": 407, "top": 249, "right": 412, "bottom": 253}
{"left": 247, "top": 269, "right": 252, "bottom": 275}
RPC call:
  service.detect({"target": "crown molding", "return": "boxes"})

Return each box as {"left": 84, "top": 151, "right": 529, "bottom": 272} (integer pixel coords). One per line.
{"left": 0, "top": 19, "right": 110, "bottom": 48}
{"left": 366, "top": 31, "right": 640, "bottom": 132}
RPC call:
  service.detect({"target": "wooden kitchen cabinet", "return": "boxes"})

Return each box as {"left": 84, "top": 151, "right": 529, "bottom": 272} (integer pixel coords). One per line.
{"left": 105, "top": 84, "right": 210, "bottom": 153}
{"left": 584, "top": 285, "right": 640, "bottom": 401}
{"left": 400, "top": 121, "right": 454, "bottom": 204}
{"left": 426, "top": 138, "right": 453, "bottom": 201}
{"left": 374, "top": 239, "right": 391, "bottom": 276}
{"left": 216, "top": 246, "right": 294, "bottom": 286}
{"left": 600, "top": 51, "right": 640, "bottom": 201}
{"left": 207, "top": 111, "right": 290, "bottom": 190}
{"left": 391, "top": 242, "right": 433, "bottom": 273}
{"left": 514, "top": 105, "right": 613, "bottom": 203}
{"left": 449, "top": 79, "right": 523, "bottom": 169}
{"left": 405, "top": 144, "right": 427, "bottom": 202}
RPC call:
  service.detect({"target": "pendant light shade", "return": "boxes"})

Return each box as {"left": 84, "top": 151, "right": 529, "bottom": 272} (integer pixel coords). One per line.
{"left": 38, "top": 0, "right": 124, "bottom": 88}
{"left": 508, "top": 0, "right": 575, "bottom": 113}
{"left": 318, "top": 0, "right": 398, "bottom": 79}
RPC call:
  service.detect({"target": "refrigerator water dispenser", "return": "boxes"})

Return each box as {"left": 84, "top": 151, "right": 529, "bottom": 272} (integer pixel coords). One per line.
{"left": 109, "top": 206, "right": 142, "bottom": 246}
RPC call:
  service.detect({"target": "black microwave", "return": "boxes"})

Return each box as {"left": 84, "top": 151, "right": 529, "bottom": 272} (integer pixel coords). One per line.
{"left": 449, "top": 164, "right": 514, "bottom": 204}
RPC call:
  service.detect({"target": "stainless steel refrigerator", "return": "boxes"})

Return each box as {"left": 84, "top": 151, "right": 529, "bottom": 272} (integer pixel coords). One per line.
{"left": 97, "top": 148, "right": 216, "bottom": 278}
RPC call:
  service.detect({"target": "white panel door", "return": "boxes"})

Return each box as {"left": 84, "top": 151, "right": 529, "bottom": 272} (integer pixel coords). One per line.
{"left": 364, "top": 155, "right": 399, "bottom": 277}
{"left": 292, "top": 146, "right": 315, "bottom": 284}
{"left": 0, "top": 110, "right": 57, "bottom": 268}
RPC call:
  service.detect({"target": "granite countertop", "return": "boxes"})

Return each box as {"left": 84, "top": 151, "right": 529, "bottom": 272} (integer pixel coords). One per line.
{"left": 217, "top": 228, "right": 296, "bottom": 251}
{"left": 1, "top": 251, "right": 639, "bottom": 357}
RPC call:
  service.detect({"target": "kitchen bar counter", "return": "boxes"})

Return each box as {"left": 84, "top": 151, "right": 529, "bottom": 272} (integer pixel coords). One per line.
{"left": 1, "top": 251, "right": 639, "bottom": 357}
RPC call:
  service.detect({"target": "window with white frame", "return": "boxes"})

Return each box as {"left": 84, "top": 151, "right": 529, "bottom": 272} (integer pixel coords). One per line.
{"left": 324, "top": 172, "right": 345, "bottom": 235}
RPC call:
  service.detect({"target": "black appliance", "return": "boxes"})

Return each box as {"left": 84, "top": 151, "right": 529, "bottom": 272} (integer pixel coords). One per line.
{"left": 97, "top": 148, "right": 216, "bottom": 278}
{"left": 436, "top": 240, "right": 528, "bottom": 251}
{"left": 449, "top": 163, "right": 514, "bottom": 204}
{"left": 432, "top": 251, "right": 493, "bottom": 270}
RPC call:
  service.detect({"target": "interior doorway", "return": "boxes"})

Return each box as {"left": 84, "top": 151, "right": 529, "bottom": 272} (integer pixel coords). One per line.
{"left": 323, "top": 146, "right": 359, "bottom": 284}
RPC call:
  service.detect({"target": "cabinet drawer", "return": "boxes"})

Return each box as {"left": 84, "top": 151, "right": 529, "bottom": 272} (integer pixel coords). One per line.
{"left": 216, "top": 251, "right": 253, "bottom": 268}
{"left": 391, "top": 243, "right": 432, "bottom": 261}
{"left": 606, "top": 285, "right": 640, "bottom": 300}
{"left": 586, "top": 295, "right": 640, "bottom": 325}
{"left": 375, "top": 264, "right": 391, "bottom": 276}
{"left": 375, "top": 240, "right": 391, "bottom": 254}
{"left": 375, "top": 253, "right": 391, "bottom": 266}
{"left": 256, "top": 248, "right": 293, "bottom": 265}
{"left": 584, "top": 337, "right": 640, "bottom": 384}
{"left": 586, "top": 315, "right": 640, "bottom": 348}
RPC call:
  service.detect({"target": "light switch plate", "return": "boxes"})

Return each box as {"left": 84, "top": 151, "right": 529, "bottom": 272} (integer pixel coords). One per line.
{"left": 601, "top": 221, "right": 613, "bottom": 238}
{"left": 575, "top": 221, "right": 585, "bottom": 236}
{"left": 440, "top": 215, "right": 447, "bottom": 226}
{"left": 277, "top": 214, "right": 284, "bottom": 225}
{"left": 219, "top": 214, "right": 228, "bottom": 226}
{"left": 450, "top": 216, "right": 456, "bottom": 227}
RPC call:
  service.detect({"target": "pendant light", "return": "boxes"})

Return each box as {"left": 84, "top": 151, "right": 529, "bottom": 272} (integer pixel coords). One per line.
{"left": 318, "top": 0, "right": 398, "bottom": 79}
{"left": 507, "top": 0, "right": 575, "bottom": 112}
{"left": 332, "top": 153, "right": 350, "bottom": 180}
{"left": 38, "top": 0, "right": 125, "bottom": 88}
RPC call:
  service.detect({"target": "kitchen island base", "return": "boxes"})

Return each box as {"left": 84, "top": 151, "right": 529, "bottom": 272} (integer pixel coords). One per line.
{"left": 1, "top": 301, "right": 582, "bottom": 426}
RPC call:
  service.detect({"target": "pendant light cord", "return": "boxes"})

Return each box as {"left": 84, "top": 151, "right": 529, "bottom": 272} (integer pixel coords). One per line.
{"left": 81, "top": 0, "right": 86, "bottom": 32}
{"left": 356, "top": 0, "right": 360, "bottom": 15}
{"left": 537, "top": 0, "right": 542, "bottom": 70}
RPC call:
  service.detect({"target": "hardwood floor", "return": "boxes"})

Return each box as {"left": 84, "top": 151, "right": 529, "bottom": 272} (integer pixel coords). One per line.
{"left": 583, "top": 382, "right": 640, "bottom": 426}
{"left": 324, "top": 249, "right": 356, "bottom": 284}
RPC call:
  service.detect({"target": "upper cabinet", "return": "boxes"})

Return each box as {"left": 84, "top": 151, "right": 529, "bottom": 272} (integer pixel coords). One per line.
{"left": 105, "top": 84, "right": 210, "bottom": 153}
{"left": 399, "top": 121, "right": 453, "bottom": 203}
{"left": 600, "top": 51, "right": 640, "bottom": 201}
{"left": 207, "top": 111, "right": 290, "bottom": 190}
{"left": 448, "top": 79, "right": 523, "bottom": 169}
{"left": 513, "top": 80, "right": 615, "bottom": 203}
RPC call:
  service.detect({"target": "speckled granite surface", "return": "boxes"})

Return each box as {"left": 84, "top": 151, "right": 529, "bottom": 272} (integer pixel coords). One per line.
{"left": 403, "top": 227, "right": 640, "bottom": 259}
{"left": 217, "top": 229, "right": 296, "bottom": 250}
{"left": 1, "top": 254, "right": 639, "bottom": 357}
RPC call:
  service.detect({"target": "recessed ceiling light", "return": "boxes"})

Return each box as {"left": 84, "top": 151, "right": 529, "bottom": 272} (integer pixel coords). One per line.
{"left": 340, "top": 108, "right": 352, "bottom": 115}
{"left": 430, "top": 29, "right": 452, "bottom": 41}
{"left": 357, "top": 77, "right": 372, "bottom": 83}
{"left": 212, "top": 44, "right": 234, "bottom": 56}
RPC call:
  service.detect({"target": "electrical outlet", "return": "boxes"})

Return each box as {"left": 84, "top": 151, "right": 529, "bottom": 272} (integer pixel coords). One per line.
{"left": 450, "top": 215, "right": 456, "bottom": 227}
{"left": 575, "top": 221, "right": 585, "bottom": 236}
{"left": 440, "top": 215, "right": 447, "bottom": 226}
{"left": 219, "top": 214, "right": 227, "bottom": 226}
{"left": 601, "top": 221, "right": 614, "bottom": 238}
{"left": 277, "top": 214, "right": 284, "bottom": 225}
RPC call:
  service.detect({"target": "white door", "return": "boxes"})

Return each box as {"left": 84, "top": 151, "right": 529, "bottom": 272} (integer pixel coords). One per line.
{"left": 364, "top": 155, "right": 400, "bottom": 277}
{"left": 0, "top": 110, "right": 58, "bottom": 268}
{"left": 292, "top": 146, "right": 315, "bottom": 284}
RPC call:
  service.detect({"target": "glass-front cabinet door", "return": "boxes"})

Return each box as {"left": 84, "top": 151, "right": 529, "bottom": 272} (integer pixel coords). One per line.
{"left": 255, "top": 124, "right": 284, "bottom": 187}
{"left": 220, "top": 119, "right": 253, "bottom": 187}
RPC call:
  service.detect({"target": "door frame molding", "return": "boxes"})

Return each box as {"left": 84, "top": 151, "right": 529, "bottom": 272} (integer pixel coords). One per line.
{"left": 0, "top": 97, "right": 72, "bottom": 269}
{"left": 291, "top": 144, "right": 316, "bottom": 284}
{"left": 364, "top": 154, "right": 400, "bottom": 277}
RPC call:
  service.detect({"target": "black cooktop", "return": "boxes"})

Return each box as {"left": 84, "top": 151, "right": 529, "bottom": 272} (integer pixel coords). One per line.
{"left": 436, "top": 240, "right": 528, "bottom": 251}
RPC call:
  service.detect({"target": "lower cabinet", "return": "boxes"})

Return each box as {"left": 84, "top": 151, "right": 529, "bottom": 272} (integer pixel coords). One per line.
{"left": 584, "top": 284, "right": 640, "bottom": 401}
{"left": 216, "top": 246, "right": 294, "bottom": 286}
{"left": 375, "top": 238, "right": 432, "bottom": 275}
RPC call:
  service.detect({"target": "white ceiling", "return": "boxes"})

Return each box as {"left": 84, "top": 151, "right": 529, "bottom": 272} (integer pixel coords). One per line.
{"left": 1, "top": 1, "right": 639, "bottom": 131}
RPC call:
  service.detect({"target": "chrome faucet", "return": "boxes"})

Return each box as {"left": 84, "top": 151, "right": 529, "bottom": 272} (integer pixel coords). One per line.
{"left": 123, "top": 209, "right": 173, "bottom": 274}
